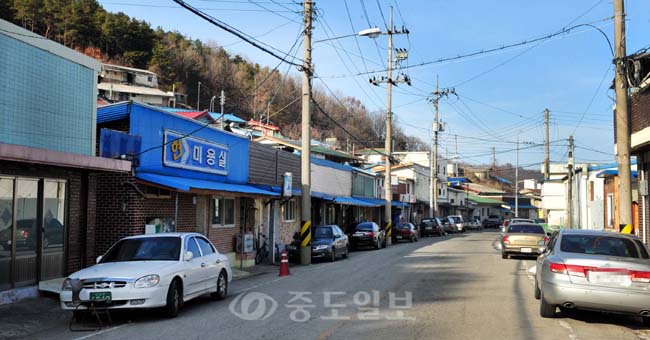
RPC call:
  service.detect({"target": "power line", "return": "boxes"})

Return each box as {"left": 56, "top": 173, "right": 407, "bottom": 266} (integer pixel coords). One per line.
{"left": 172, "top": 0, "right": 303, "bottom": 67}
{"left": 570, "top": 65, "right": 613, "bottom": 134}
{"left": 317, "top": 17, "right": 614, "bottom": 79}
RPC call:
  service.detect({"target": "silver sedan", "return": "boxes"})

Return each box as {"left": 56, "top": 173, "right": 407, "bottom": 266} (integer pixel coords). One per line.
{"left": 535, "top": 229, "right": 650, "bottom": 325}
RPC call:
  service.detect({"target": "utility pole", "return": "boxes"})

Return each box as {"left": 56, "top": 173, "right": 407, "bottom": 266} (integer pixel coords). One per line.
{"left": 220, "top": 90, "right": 226, "bottom": 129}
{"left": 515, "top": 135, "right": 519, "bottom": 218}
{"left": 299, "top": 0, "right": 313, "bottom": 265}
{"left": 197, "top": 81, "right": 202, "bottom": 110}
{"left": 614, "top": 0, "right": 632, "bottom": 229}
{"left": 492, "top": 147, "right": 496, "bottom": 168}
{"left": 567, "top": 135, "right": 575, "bottom": 228}
{"left": 369, "top": 7, "right": 410, "bottom": 243}
{"left": 428, "top": 77, "right": 455, "bottom": 217}
{"left": 544, "top": 108, "right": 550, "bottom": 180}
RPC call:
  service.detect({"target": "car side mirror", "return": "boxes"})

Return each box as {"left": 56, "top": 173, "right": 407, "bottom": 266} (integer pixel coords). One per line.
{"left": 538, "top": 246, "right": 548, "bottom": 254}
{"left": 546, "top": 232, "right": 552, "bottom": 237}
{"left": 96, "top": 255, "right": 103, "bottom": 264}
{"left": 184, "top": 251, "right": 194, "bottom": 261}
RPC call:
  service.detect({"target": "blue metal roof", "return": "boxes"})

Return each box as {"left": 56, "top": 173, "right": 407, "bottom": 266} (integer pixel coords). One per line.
{"left": 596, "top": 169, "right": 638, "bottom": 178}
{"left": 311, "top": 157, "right": 353, "bottom": 172}
{"left": 156, "top": 107, "right": 247, "bottom": 124}
{"left": 334, "top": 196, "right": 378, "bottom": 207}
{"left": 491, "top": 175, "right": 512, "bottom": 185}
{"left": 587, "top": 159, "right": 637, "bottom": 171}
{"left": 353, "top": 197, "right": 409, "bottom": 207}
{"left": 97, "top": 101, "right": 131, "bottom": 123}
{"left": 505, "top": 204, "right": 537, "bottom": 209}
{"left": 136, "top": 173, "right": 278, "bottom": 196}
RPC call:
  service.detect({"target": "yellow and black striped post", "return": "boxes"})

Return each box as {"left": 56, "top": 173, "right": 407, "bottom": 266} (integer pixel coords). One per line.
{"left": 300, "top": 220, "right": 311, "bottom": 247}
{"left": 385, "top": 221, "right": 393, "bottom": 243}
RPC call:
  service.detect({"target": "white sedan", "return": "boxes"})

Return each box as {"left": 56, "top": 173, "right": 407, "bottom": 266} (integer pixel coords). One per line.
{"left": 60, "top": 233, "right": 232, "bottom": 317}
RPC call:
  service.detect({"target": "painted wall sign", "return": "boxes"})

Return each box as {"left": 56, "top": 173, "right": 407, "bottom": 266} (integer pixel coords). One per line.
{"left": 163, "top": 130, "right": 229, "bottom": 175}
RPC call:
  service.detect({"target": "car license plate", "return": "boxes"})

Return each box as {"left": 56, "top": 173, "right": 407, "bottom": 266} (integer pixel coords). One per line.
{"left": 89, "top": 292, "right": 112, "bottom": 301}
{"left": 425, "top": 226, "right": 432, "bottom": 230}
{"left": 588, "top": 272, "right": 631, "bottom": 285}
{"left": 354, "top": 232, "right": 364, "bottom": 237}
{"left": 396, "top": 235, "right": 402, "bottom": 239}
{"left": 520, "top": 247, "right": 533, "bottom": 253}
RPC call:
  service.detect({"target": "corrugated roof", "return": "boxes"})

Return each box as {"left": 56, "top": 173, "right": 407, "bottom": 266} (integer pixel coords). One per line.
{"left": 311, "top": 157, "right": 353, "bottom": 172}
{"left": 136, "top": 173, "right": 278, "bottom": 196}
{"left": 98, "top": 83, "right": 173, "bottom": 97}
{"left": 97, "top": 101, "right": 131, "bottom": 123}
{"left": 467, "top": 194, "right": 504, "bottom": 205}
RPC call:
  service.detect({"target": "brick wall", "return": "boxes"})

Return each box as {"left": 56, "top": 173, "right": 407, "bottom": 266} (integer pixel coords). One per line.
{"left": 632, "top": 91, "right": 650, "bottom": 134}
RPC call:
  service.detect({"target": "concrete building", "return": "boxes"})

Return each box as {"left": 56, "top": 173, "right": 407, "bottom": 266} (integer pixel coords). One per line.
{"left": 0, "top": 19, "right": 130, "bottom": 298}
{"left": 98, "top": 63, "right": 174, "bottom": 106}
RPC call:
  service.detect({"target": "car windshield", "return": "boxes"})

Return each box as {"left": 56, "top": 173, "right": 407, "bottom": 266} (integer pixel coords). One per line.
{"left": 101, "top": 237, "right": 181, "bottom": 262}
{"left": 356, "top": 222, "right": 375, "bottom": 231}
{"left": 313, "top": 227, "right": 333, "bottom": 238}
{"left": 449, "top": 216, "right": 461, "bottom": 223}
{"left": 507, "top": 224, "right": 545, "bottom": 234}
{"left": 560, "top": 235, "right": 640, "bottom": 258}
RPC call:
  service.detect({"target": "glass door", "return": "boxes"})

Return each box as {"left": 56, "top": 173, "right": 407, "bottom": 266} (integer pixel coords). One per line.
{"left": 41, "top": 180, "right": 66, "bottom": 280}
{"left": 14, "top": 178, "right": 39, "bottom": 287}
{"left": 0, "top": 178, "right": 13, "bottom": 291}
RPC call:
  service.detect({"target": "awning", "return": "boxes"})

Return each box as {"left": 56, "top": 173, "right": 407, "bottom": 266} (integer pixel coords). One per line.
{"left": 136, "top": 173, "right": 279, "bottom": 196}
{"left": 392, "top": 201, "right": 410, "bottom": 208}
{"left": 334, "top": 196, "right": 378, "bottom": 207}
{"left": 311, "top": 191, "right": 335, "bottom": 201}
{"left": 506, "top": 204, "right": 537, "bottom": 209}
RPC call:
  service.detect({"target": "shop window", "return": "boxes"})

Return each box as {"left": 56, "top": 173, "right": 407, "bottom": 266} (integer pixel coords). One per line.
{"left": 283, "top": 199, "right": 296, "bottom": 222}
{"left": 144, "top": 185, "right": 171, "bottom": 199}
{"left": 212, "top": 197, "right": 235, "bottom": 227}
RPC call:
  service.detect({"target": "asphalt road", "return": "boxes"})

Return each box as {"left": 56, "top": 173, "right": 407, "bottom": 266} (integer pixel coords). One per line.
{"left": 19, "top": 231, "right": 650, "bottom": 340}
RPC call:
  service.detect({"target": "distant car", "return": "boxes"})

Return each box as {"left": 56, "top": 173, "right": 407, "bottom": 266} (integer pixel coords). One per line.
{"left": 447, "top": 215, "right": 465, "bottom": 233}
{"left": 310, "top": 225, "right": 349, "bottom": 262}
{"left": 501, "top": 223, "right": 548, "bottom": 259}
{"left": 440, "top": 218, "right": 455, "bottom": 234}
{"left": 483, "top": 215, "right": 502, "bottom": 229}
{"left": 419, "top": 218, "right": 446, "bottom": 237}
{"left": 59, "top": 233, "right": 231, "bottom": 318}
{"left": 350, "top": 222, "right": 385, "bottom": 250}
{"left": 466, "top": 217, "right": 483, "bottom": 231}
{"left": 502, "top": 218, "right": 535, "bottom": 233}
{"left": 536, "top": 229, "right": 650, "bottom": 325}
{"left": 393, "top": 222, "right": 419, "bottom": 243}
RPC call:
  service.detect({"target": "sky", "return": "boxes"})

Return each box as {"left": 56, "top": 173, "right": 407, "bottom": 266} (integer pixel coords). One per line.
{"left": 97, "top": 0, "right": 650, "bottom": 170}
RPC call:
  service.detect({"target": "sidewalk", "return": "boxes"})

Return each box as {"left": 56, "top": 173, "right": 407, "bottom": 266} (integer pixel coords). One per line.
{"left": 0, "top": 264, "right": 281, "bottom": 339}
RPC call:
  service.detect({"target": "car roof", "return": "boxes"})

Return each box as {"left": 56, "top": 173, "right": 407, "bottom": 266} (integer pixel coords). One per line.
{"left": 558, "top": 229, "right": 640, "bottom": 240}
{"left": 123, "top": 232, "right": 202, "bottom": 240}
{"left": 508, "top": 223, "right": 543, "bottom": 227}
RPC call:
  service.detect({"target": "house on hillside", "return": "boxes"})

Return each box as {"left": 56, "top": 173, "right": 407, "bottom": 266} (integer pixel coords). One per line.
{"left": 98, "top": 63, "right": 175, "bottom": 106}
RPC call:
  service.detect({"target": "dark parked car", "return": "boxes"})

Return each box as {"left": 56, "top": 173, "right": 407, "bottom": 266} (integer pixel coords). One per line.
{"left": 393, "top": 222, "right": 419, "bottom": 243}
{"left": 482, "top": 215, "right": 503, "bottom": 229}
{"left": 310, "top": 225, "right": 349, "bottom": 262}
{"left": 350, "top": 222, "right": 385, "bottom": 250}
{"left": 419, "top": 218, "right": 446, "bottom": 237}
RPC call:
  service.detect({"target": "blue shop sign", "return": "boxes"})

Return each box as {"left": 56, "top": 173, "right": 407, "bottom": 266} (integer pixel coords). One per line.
{"left": 163, "top": 130, "right": 229, "bottom": 175}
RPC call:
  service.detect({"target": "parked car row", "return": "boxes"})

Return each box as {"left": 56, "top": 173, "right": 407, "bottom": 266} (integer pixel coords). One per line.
{"left": 500, "top": 221, "right": 650, "bottom": 326}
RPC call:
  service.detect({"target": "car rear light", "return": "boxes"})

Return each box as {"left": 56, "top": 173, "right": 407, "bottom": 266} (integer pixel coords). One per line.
{"left": 367, "top": 231, "right": 375, "bottom": 237}
{"left": 549, "top": 262, "right": 566, "bottom": 274}
{"left": 631, "top": 271, "right": 650, "bottom": 283}
{"left": 21, "top": 230, "right": 29, "bottom": 238}
{"left": 502, "top": 235, "right": 509, "bottom": 244}
{"left": 543, "top": 236, "right": 549, "bottom": 243}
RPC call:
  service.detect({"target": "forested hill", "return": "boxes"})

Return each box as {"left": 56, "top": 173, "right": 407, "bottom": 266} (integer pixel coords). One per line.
{"left": 0, "top": 0, "right": 426, "bottom": 151}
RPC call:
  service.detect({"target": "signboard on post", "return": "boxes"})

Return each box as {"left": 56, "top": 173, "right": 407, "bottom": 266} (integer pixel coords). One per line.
{"left": 163, "top": 130, "right": 229, "bottom": 175}
{"left": 283, "top": 172, "right": 293, "bottom": 197}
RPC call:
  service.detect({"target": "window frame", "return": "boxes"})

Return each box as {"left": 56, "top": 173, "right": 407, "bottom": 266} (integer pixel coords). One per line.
{"left": 211, "top": 196, "right": 236, "bottom": 228}
{"left": 195, "top": 236, "right": 216, "bottom": 255}
{"left": 283, "top": 199, "right": 297, "bottom": 222}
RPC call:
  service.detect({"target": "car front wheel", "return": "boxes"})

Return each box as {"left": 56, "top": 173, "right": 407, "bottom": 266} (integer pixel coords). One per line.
{"left": 342, "top": 245, "right": 349, "bottom": 258}
{"left": 164, "top": 279, "right": 182, "bottom": 318}
{"left": 211, "top": 270, "right": 228, "bottom": 300}
{"left": 330, "top": 248, "right": 336, "bottom": 262}
{"left": 534, "top": 279, "right": 541, "bottom": 300}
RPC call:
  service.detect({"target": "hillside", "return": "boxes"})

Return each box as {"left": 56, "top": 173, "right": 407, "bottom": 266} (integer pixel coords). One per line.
{"left": 0, "top": 0, "right": 426, "bottom": 151}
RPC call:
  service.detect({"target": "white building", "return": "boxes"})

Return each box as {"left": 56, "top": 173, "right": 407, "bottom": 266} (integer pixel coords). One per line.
{"left": 98, "top": 64, "right": 174, "bottom": 106}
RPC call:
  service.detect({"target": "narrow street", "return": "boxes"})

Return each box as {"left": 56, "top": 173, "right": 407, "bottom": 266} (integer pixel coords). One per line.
{"left": 23, "top": 231, "right": 650, "bottom": 340}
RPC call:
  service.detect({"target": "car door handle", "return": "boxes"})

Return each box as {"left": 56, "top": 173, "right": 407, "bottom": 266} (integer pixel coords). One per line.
{"left": 215, "top": 260, "right": 222, "bottom": 264}
{"left": 201, "top": 263, "right": 207, "bottom": 268}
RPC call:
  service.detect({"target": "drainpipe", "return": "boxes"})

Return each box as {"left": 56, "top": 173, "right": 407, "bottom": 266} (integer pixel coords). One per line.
{"left": 174, "top": 192, "right": 179, "bottom": 232}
